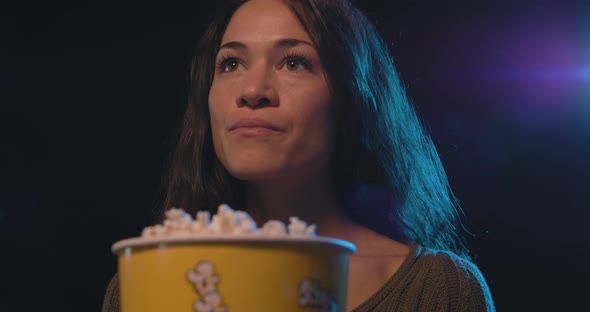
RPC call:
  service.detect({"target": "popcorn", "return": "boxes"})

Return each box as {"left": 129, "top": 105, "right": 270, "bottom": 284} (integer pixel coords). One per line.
{"left": 141, "top": 224, "right": 168, "bottom": 237}
{"left": 153, "top": 224, "right": 168, "bottom": 236}
{"left": 209, "top": 204, "right": 239, "bottom": 234}
{"left": 259, "top": 220, "right": 288, "bottom": 237}
{"left": 234, "top": 211, "right": 257, "bottom": 234}
{"left": 190, "top": 211, "right": 211, "bottom": 233}
{"left": 140, "top": 204, "right": 316, "bottom": 238}
{"left": 164, "top": 208, "right": 193, "bottom": 233}
{"left": 288, "top": 217, "right": 317, "bottom": 237}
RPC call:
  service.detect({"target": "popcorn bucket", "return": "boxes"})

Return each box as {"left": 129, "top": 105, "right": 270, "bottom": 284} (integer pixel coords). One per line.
{"left": 112, "top": 235, "right": 355, "bottom": 312}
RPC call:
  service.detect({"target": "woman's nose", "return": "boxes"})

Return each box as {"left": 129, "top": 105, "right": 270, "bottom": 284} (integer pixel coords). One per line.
{"left": 238, "top": 66, "right": 278, "bottom": 108}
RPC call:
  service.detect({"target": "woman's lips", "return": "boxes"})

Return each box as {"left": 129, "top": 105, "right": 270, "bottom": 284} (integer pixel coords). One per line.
{"left": 229, "top": 118, "right": 284, "bottom": 135}
{"left": 231, "top": 127, "right": 281, "bottom": 135}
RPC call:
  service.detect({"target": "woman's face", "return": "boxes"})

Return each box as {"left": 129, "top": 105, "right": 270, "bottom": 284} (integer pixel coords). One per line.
{"left": 208, "top": 0, "right": 334, "bottom": 183}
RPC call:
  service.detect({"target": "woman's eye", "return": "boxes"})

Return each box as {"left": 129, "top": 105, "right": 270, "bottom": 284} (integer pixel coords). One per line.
{"left": 286, "top": 59, "right": 302, "bottom": 71}
{"left": 218, "top": 58, "right": 240, "bottom": 72}
{"left": 284, "top": 57, "right": 312, "bottom": 71}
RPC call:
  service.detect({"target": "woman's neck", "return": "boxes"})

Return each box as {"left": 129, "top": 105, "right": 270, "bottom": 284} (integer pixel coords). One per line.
{"left": 245, "top": 172, "right": 343, "bottom": 230}
{"left": 245, "top": 176, "right": 408, "bottom": 256}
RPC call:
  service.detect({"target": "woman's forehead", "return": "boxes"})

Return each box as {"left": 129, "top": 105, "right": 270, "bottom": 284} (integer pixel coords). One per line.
{"left": 220, "top": 0, "right": 312, "bottom": 47}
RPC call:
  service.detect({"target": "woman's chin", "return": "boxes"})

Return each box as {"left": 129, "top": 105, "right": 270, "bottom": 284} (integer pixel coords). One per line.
{"left": 228, "top": 167, "right": 287, "bottom": 183}
{"left": 223, "top": 158, "right": 329, "bottom": 185}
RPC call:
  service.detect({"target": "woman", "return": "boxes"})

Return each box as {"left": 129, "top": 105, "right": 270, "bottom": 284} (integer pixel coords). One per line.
{"left": 103, "top": 0, "right": 495, "bottom": 311}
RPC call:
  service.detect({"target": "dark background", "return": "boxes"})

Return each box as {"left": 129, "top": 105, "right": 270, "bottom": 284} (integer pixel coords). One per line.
{"left": 3, "top": 0, "right": 589, "bottom": 311}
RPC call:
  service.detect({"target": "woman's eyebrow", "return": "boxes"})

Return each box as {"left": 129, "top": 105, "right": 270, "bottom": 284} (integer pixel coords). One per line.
{"left": 218, "top": 38, "right": 314, "bottom": 51}
{"left": 274, "top": 38, "right": 314, "bottom": 48}
{"left": 218, "top": 41, "right": 247, "bottom": 51}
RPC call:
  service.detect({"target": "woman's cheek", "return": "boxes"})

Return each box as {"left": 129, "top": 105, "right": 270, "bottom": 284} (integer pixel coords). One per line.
{"left": 208, "top": 89, "right": 228, "bottom": 165}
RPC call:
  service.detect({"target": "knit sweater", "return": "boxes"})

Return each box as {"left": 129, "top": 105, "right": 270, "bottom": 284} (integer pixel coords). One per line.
{"left": 102, "top": 245, "right": 494, "bottom": 312}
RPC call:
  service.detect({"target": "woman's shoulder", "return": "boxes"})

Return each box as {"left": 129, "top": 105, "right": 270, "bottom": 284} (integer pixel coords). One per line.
{"left": 417, "top": 246, "right": 488, "bottom": 279}
{"left": 408, "top": 245, "right": 496, "bottom": 311}
{"left": 352, "top": 244, "right": 495, "bottom": 311}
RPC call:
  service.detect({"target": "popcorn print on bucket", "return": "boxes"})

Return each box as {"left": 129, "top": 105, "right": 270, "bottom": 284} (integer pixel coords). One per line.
{"left": 187, "top": 261, "right": 228, "bottom": 312}
{"left": 299, "top": 278, "right": 338, "bottom": 312}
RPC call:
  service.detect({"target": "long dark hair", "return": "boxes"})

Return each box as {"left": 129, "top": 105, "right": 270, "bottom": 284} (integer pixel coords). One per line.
{"left": 162, "top": 0, "right": 468, "bottom": 257}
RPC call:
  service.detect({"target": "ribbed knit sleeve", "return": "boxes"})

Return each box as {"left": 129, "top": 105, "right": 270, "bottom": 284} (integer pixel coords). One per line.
{"left": 352, "top": 245, "right": 495, "bottom": 312}
{"left": 101, "top": 274, "right": 120, "bottom": 312}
